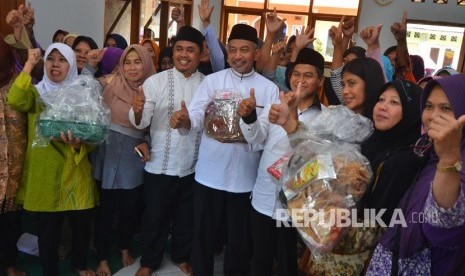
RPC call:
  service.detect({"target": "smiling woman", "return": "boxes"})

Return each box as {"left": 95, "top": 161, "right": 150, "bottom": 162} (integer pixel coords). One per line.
{"left": 71, "top": 36, "right": 99, "bottom": 75}
{"left": 341, "top": 57, "right": 385, "bottom": 120}
{"left": 6, "top": 43, "right": 98, "bottom": 276}
{"left": 92, "top": 44, "right": 156, "bottom": 276}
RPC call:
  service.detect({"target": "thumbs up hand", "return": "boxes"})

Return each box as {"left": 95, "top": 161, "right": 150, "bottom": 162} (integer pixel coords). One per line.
{"left": 269, "top": 91, "right": 290, "bottom": 126}
{"left": 269, "top": 82, "right": 302, "bottom": 126}
{"left": 170, "top": 100, "right": 191, "bottom": 129}
{"left": 133, "top": 86, "right": 145, "bottom": 115}
{"left": 238, "top": 89, "right": 257, "bottom": 118}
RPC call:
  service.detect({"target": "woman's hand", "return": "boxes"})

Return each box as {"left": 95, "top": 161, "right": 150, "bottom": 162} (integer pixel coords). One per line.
{"left": 87, "top": 48, "right": 107, "bottom": 68}
{"left": 427, "top": 114, "right": 465, "bottom": 164}
{"left": 61, "top": 131, "right": 82, "bottom": 151}
{"left": 23, "top": 48, "right": 42, "bottom": 74}
{"left": 360, "top": 24, "right": 382, "bottom": 51}
{"left": 329, "top": 17, "right": 343, "bottom": 48}
{"left": 6, "top": 8, "right": 24, "bottom": 29}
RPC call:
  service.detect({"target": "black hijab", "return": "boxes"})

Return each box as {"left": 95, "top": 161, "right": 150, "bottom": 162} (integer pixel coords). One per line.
{"left": 359, "top": 79, "right": 423, "bottom": 223}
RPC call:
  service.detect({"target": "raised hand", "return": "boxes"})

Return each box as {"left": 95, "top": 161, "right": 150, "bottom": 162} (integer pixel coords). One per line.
{"left": 265, "top": 7, "right": 285, "bottom": 35}
{"left": 23, "top": 2, "right": 35, "bottom": 30}
{"left": 238, "top": 89, "right": 256, "bottom": 118}
{"left": 6, "top": 8, "right": 23, "bottom": 29}
{"left": 286, "top": 82, "right": 302, "bottom": 113}
{"left": 329, "top": 17, "right": 344, "bottom": 47}
{"left": 271, "top": 40, "right": 285, "bottom": 56}
{"left": 295, "top": 26, "right": 316, "bottom": 50}
{"left": 360, "top": 24, "right": 383, "bottom": 47}
{"left": 87, "top": 48, "right": 107, "bottom": 68}
{"left": 391, "top": 11, "right": 407, "bottom": 41}
{"left": 342, "top": 18, "right": 355, "bottom": 38}
{"left": 26, "top": 48, "right": 42, "bottom": 66}
{"left": 198, "top": 0, "right": 214, "bottom": 27}
{"left": 170, "top": 100, "right": 190, "bottom": 129}
{"left": 269, "top": 91, "right": 290, "bottom": 126}
{"left": 269, "top": 83, "right": 301, "bottom": 127}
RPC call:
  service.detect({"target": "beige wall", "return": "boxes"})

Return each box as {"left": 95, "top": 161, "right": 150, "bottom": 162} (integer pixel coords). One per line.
{"left": 29, "top": 0, "right": 105, "bottom": 48}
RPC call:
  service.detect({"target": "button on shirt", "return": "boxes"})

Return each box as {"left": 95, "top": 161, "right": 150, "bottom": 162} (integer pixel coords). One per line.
{"left": 240, "top": 103, "right": 323, "bottom": 218}
{"left": 181, "top": 68, "right": 280, "bottom": 193}
{"left": 129, "top": 68, "right": 205, "bottom": 177}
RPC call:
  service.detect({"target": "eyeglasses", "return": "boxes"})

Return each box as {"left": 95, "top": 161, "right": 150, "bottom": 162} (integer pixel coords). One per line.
{"left": 413, "top": 134, "right": 433, "bottom": 157}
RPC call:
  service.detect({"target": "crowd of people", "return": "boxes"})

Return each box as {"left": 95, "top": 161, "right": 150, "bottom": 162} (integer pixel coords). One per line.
{"left": 0, "top": 1, "right": 464, "bottom": 276}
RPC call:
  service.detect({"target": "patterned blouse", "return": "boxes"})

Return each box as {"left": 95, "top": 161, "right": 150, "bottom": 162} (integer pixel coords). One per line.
{"left": 366, "top": 184, "right": 465, "bottom": 275}
{"left": 0, "top": 77, "right": 27, "bottom": 214}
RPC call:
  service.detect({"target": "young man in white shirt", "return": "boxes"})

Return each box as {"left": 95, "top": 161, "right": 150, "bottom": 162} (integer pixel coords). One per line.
{"left": 129, "top": 26, "right": 206, "bottom": 276}
{"left": 239, "top": 48, "right": 326, "bottom": 276}
{"left": 170, "top": 24, "right": 279, "bottom": 276}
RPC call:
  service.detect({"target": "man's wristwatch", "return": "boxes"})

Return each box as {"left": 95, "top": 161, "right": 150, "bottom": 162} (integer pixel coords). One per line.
{"left": 437, "top": 161, "right": 463, "bottom": 173}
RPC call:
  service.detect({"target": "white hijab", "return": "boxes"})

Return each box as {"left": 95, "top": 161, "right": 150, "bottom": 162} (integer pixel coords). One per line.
{"left": 35, "top": 43, "right": 78, "bottom": 102}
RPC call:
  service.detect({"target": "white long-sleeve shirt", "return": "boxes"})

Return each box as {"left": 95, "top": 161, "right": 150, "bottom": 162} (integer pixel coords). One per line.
{"left": 129, "top": 68, "right": 205, "bottom": 177}
{"left": 181, "top": 68, "right": 280, "bottom": 193}
{"left": 240, "top": 103, "right": 323, "bottom": 218}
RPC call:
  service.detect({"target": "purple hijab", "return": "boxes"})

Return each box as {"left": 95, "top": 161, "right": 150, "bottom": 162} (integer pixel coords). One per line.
{"left": 101, "top": 47, "right": 124, "bottom": 75}
{"left": 379, "top": 74, "right": 465, "bottom": 259}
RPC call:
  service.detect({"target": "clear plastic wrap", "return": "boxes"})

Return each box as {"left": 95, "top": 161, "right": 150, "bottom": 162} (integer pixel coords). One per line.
{"left": 204, "top": 89, "right": 246, "bottom": 143}
{"left": 270, "top": 106, "right": 374, "bottom": 257}
{"left": 34, "top": 75, "right": 111, "bottom": 146}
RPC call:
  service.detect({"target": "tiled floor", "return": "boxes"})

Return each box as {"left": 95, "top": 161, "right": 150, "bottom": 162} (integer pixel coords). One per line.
{"left": 114, "top": 253, "right": 225, "bottom": 276}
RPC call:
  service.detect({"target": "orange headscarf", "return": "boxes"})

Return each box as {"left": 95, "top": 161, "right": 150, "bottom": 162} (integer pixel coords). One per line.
{"left": 140, "top": 38, "right": 160, "bottom": 70}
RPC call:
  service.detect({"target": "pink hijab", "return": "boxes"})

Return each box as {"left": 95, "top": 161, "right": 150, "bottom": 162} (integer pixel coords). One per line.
{"left": 103, "top": 44, "right": 156, "bottom": 128}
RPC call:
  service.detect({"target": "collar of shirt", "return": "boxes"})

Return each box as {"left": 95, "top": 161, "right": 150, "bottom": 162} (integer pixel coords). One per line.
{"left": 230, "top": 68, "right": 255, "bottom": 80}
{"left": 172, "top": 66, "right": 200, "bottom": 79}
{"left": 298, "top": 96, "right": 322, "bottom": 115}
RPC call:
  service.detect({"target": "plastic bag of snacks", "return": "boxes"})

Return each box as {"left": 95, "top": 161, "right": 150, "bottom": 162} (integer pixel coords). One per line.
{"left": 204, "top": 89, "right": 246, "bottom": 143}
{"left": 34, "top": 75, "right": 111, "bottom": 146}
{"left": 271, "top": 106, "right": 373, "bottom": 256}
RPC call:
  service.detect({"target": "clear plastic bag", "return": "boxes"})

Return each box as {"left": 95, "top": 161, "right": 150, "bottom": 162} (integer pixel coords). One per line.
{"left": 34, "top": 75, "right": 111, "bottom": 147}
{"left": 270, "top": 106, "right": 374, "bottom": 257}
{"left": 204, "top": 89, "right": 246, "bottom": 143}
{"left": 286, "top": 180, "right": 351, "bottom": 254}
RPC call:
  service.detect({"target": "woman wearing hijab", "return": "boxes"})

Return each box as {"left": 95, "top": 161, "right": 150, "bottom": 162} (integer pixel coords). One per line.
{"left": 7, "top": 43, "right": 98, "bottom": 276}
{"left": 101, "top": 47, "right": 124, "bottom": 75}
{"left": 140, "top": 38, "right": 160, "bottom": 70}
{"left": 0, "top": 36, "right": 27, "bottom": 276}
{"left": 271, "top": 56, "right": 389, "bottom": 275}
{"left": 93, "top": 45, "right": 156, "bottom": 276}
{"left": 367, "top": 74, "right": 465, "bottom": 275}
{"left": 105, "top": 33, "right": 128, "bottom": 50}
{"left": 297, "top": 81, "right": 424, "bottom": 275}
